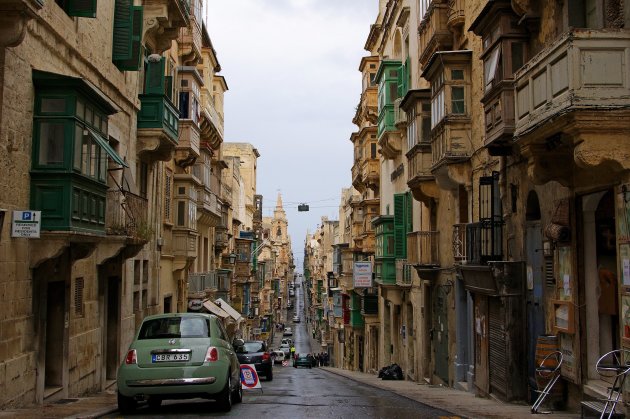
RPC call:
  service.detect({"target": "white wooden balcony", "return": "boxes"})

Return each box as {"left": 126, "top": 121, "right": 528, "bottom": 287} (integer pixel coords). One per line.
{"left": 514, "top": 30, "right": 630, "bottom": 138}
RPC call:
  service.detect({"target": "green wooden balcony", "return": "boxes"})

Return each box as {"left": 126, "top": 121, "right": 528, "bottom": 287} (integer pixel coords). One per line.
{"left": 138, "top": 94, "right": 179, "bottom": 143}
{"left": 374, "top": 259, "right": 396, "bottom": 285}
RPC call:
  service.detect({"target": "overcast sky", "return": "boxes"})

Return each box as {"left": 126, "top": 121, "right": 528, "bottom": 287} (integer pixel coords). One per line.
{"left": 206, "top": 1, "right": 377, "bottom": 269}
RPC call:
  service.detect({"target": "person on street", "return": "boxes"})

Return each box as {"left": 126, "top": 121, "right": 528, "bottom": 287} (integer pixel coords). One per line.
{"left": 290, "top": 345, "right": 296, "bottom": 360}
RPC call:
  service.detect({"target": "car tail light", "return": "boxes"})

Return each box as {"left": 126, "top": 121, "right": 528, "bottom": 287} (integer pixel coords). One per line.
{"left": 205, "top": 347, "right": 219, "bottom": 362}
{"left": 262, "top": 353, "right": 270, "bottom": 361}
{"left": 125, "top": 349, "right": 137, "bottom": 365}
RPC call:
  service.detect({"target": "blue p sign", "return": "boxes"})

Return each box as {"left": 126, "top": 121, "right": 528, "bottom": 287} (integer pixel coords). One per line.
{"left": 22, "top": 212, "right": 32, "bottom": 221}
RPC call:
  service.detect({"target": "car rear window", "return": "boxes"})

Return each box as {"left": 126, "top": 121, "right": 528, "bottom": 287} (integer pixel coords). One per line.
{"left": 242, "top": 342, "right": 265, "bottom": 353}
{"left": 138, "top": 317, "right": 210, "bottom": 339}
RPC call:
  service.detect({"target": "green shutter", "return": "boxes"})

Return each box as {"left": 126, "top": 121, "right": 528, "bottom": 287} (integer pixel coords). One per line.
{"left": 113, "top": 0, "right": 132, "bottom": 61}
{"left": 113, "top": 2, "right": 143, "bottom": 71}
{"left": 397, "top": 65, "right": 404, "bottom": 98}
{"left": 145, "top": 59, "right": 166, "bottom": 95}
{"left": 394, "top": 193, "right": 406, "bottom": 259}
{"left": 406, "top": 191, "right": 413, "bottom": 234}
{"left": 67, "top": 0, "right": 97, "bottom": 18}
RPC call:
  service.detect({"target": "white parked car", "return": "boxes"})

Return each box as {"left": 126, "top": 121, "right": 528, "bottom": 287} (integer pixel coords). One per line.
{"left": 271, "top": 350, "right": 285, "bottom": 364}
{"left": 283, "top": 327, "right": 293, "bottom": 336}
{"left": 279, "top": 344, "right": 291, "bottom": 359}
{"left": 281, "top": 337, "right": 293, "bottom": 346}
{"left": 292, "top": 315, "right": 300, "bottom": 323}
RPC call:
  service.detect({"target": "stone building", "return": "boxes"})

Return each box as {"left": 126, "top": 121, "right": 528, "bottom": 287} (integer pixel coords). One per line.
{"left": 325, "top": 0, "right": 630, "bottom": 413}
{"left": 0, "top": 0, "right": 238, "bottom": 408}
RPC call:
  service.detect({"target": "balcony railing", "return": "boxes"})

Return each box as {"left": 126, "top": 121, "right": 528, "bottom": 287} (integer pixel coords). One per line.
{"left": 514, "top": 30, "right": 630, "bottom": 137}
{"left": 452, "top": 223, "right": 467, "bottom": 262}
{"left": 459, "top": 220, "right": 504, "bottom": 265}
{"left": 395, "top": 260, "right": 413, "bottom": 287}
{"left": 106, "top": 190, "right": 148, "bottom": 241}
{"left": 407, "top": 231, "right": 439, "bottom": 266}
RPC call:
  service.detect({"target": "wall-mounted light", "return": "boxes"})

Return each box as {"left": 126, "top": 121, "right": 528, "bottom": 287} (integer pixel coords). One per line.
{"left": 228, "top": 253, "right": 237, "bottom": 265}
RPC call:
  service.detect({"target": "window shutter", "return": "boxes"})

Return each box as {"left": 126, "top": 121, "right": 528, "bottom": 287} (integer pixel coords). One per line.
{"left": 67, "top": 0, "right": 97, "bottom": 18}
{"left": 406, "top": 191, "right": 413, "bottom": 234}
{"left": 394, "top": 193, "right": 407, "bottom": 258}
{"left": 397, "top": 64, "right": 404, "bottom": 98}
{"left": 113, "top": 2, "right": 143, "bottom": 71}
{"left": 113, "top": 0, "right": 133, "bottom": 61}
{"left": 145, "top": 58, "right": 166, "bottom": 95}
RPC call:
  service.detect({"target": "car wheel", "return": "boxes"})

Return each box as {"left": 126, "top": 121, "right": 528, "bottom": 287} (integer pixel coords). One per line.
{"left": 216, "top": 373, "right": 232, "bottom": 412}
{"left": 147, "top": 396, "right": 162, "bottom": 410}
{"left": 232, "top": 379, "right": 243, "bottom": 404}
{"left": 267, "top": 368, "right": 273, "bottom": 381}
{"left": 117, "top": 391, "right": 136, "bottom": 414}
{"left": 309, "top": 365, "right": 312, "bottom": 369}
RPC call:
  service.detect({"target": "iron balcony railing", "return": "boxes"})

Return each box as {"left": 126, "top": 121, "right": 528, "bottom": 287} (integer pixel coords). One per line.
{"left": 457, "top": 220, "right": 504, "bottom": 265}
{"left": 395, "top": 259, "right": 413, "bottom": 286}
{"left": 106, "top": 190, "right": 148, "bottom": 240}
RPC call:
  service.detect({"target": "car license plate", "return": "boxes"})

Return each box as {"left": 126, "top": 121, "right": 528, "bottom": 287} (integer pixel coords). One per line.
{"left": 152, "top": 353, "right": 190, "bottom": 362}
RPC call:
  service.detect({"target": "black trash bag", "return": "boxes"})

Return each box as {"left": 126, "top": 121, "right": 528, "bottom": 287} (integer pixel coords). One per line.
{"left": 380, "top": 363, "right": 404, "bottom": 380}
{"left": 378, "top": 366, "right": 388, "bottom": 378}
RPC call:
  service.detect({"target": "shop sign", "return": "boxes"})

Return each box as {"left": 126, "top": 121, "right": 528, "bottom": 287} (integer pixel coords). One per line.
{"left": 353, "top": 262, "right": 372, "bottom": 288}
{"left": 188, "top": 299, "right": 203, "bottom": 311}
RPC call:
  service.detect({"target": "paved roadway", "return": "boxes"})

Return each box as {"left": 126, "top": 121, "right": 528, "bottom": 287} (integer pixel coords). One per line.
{"left": 106, "top": 276, "right": 458, "bottom": 418}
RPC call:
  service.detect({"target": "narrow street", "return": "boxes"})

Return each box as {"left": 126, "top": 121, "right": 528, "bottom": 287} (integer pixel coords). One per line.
{"left": 103, "top": 278, "right": 458, "bottom": 418}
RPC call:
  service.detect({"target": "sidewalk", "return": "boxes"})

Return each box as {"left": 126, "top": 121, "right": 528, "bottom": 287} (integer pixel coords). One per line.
{"left": 321, "top": 367, "right": 582, "bottom": 419}
{"left": 0, "top": 386, "right": 118, "bottom": 419}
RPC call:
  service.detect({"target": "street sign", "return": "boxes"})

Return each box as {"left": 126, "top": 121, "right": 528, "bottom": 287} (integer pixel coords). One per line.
{"left": 240, "top": 364, "right": 261, "bottom": 389}
{"left": 11, "top": 211, "right": 41, "bottom": 238}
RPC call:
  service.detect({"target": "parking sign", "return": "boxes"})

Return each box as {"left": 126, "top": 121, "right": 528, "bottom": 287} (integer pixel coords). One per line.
{"left": 11, "top": 211, "right": 41, "bottom": 238}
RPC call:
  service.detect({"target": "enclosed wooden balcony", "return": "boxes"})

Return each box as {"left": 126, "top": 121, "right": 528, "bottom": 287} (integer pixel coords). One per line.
{"left": 351, "top": 162, "right": 362, "bottom": 190}
{"left": 430, "top": 120, "right": 471, "bottom": 167}
{"left": 172, "top": 228, "right": 198, "bottom": 262}
{"left": 407, "top": 142, "right": 438, "bottom": 204}
{"left": 196, "top": 187, "right": 221, "bottom": 226}
{"left": 407, "top": 231, "right": 439, "bottom": 267}
{"left": 361, "top": 158, "right": 380, "bottom": 190}
{"left": 214, "top": 225, "right": 228, "bottom": 250}
{"left": 142, "top": 0, "right": 190, "bottom": 53}
{"left": 377, "top": 108, "right": 402, "bottom": 159}
{"left": 447, "top": 0, "right": 465, "bottom": 31}
{"left": 137, "top": 94, "right": 179, "bottom": 161}
{"left": 482, "top": 82, "right": 516, "bottom": 156}
{"left": 515, "top": 30, "right": 630, "bottom": 139}
{"left": 179, "top": 13, "right": 202, "bottom": 65}
{"left": 176, "top": 119, "right": 200, "bottom": 165}
{"left": 418, "top": 1, "right": 452, "bottom": 67}
{"left": 200, "top": 92, "right": 224, "bottom": 150}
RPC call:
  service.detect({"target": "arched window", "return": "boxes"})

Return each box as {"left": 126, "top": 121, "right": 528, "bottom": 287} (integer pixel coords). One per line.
{"left": 276, "top": 227, "right": 282, "bottom": 237}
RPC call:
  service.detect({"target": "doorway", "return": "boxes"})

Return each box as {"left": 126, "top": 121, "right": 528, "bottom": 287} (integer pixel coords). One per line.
{"left": 582, "top": 189, "right": 618, "bottom": 382}
{"left": 105, "top": 276, "right": 120, "bottom": 382}
{"left": 525, "top": 191, "right": 545, "bottom": 400}
{"left": 45, "top": 280, "right": 65, "bottom": 393}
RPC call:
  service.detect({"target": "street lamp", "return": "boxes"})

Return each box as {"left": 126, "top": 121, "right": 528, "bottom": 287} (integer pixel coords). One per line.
{"left": 228, "top": 253, "right": 237, "bottom": 265}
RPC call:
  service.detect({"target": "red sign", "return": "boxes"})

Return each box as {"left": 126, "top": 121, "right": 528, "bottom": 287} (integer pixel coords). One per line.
{"left": 240, "top": 364, "right": 261, "bottom": 389}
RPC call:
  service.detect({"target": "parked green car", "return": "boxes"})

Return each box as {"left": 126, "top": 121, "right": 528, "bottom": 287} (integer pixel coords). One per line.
{"left": 117, "top": 313, "right": 242, "bottom": 413}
